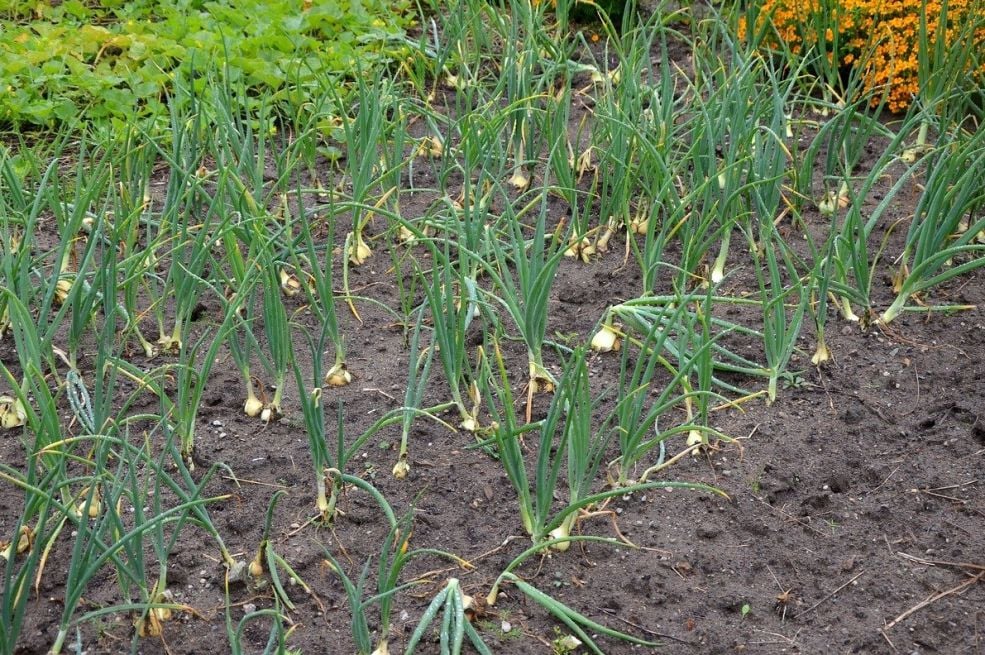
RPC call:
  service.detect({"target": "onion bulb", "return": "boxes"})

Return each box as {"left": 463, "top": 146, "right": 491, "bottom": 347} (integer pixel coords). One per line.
{"left": 811, "top": 340, "right": 831, "bottom": 366}
{"left": 348, "top": 232, "right": 372, "bottom": 265}
{"left": 325, "top": 362, "right": 352, "bottom": 387}
{"left": 508, "top": 169, "right": 530, "bottom": 191}
{"left": 244, "top": 394, "right": 263, "bottom": 417}
{"left": 0, "top": 396, "right": 26, "bottom": 429}
{"left": 279, "top": 269, "right": 301, "bottom": 297}
{"left": 392, "top": 459, "right": 410, "bottom": 479}
{"left": 590, "top": 322, "right": 621, "bottom": 353}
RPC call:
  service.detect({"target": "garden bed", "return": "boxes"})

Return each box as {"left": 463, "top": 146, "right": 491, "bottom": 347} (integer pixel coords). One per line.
{"left": 1, "top": 2, "right": 983, "bottom": 654}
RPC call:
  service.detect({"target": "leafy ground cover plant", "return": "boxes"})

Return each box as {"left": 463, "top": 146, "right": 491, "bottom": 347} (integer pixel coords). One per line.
{"left": 0, "top": 0, "right": 414, "bottom": 129}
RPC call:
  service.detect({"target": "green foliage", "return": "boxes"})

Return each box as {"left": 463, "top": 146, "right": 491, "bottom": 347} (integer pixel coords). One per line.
{"left": 0, "top": 0, "right": 413, "bottom": 129}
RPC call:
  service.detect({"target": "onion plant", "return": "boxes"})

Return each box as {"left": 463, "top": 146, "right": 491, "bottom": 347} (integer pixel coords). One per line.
{"left": 484, "top": 190, "right": 569, "bottom": 404}
{"left": 588, "top": 7, "right": 663, "bottom": 238}
{"left": 105, "top": 355, "right": 244, "bottom": 578}
{"left": 258, "top": 258, "right": 293, "bottom": 421}
{"left": 676, "top": 32, "right": 772, "bottom": 293}
{"left": 117, "top": 438, "right": 187, "bottom": 644}
{"left": 543, "top": 82, "right": 593, "bottom": 258}
{"left": 158, "top": 277, "right": 239, "bottom": 465}
{"left": 808, "top": 92, "right": 891, "bottom": 219}
{"left": 292, "top": 324, "right": 346, "bottom": 522}
{"left": 247, "top": 491, "right": 317, "bottom": 612}
{"left": 0, "top": 465, "right": 61, "bottom": 655}
{"left": 60, "top": 235, "right": 110, "bottom": 373}
{"left": 292, "top": 325, "right": 368, "bottom": 523}
{"left": 480, "top": 338, "right": 560, "bottom": 543}
{"left": 743, "top": 225, "right": 808, "bottom": 404}
{"left": 625, "top": 27, "right": 692, "bottom": 293}
{"left": 698, "top": 61, "right": 765, "bottom": 287}
{"left": 419, "top": 245, "right": 482, "bottom": 431}
{"left": 327, "top": 67, "right": 388, "bottom": 267}
{"left": 291, "top": 220, "right": 454, "bottom": 517}
{"left": 217, "top": 169, "right": 297, "bottom": 422}
{"left": 481, "top": 342, "right": 723, "bottom": 548}
{"left": 734, "top": 70, "right": 808, "bottom": 401}
{"left": 629, "top": 161, "right": 679, "bottom": 295}
{"left": 44, "top": 440, "right": 226, "bottom": 654}
{"left": 69, "top": 293, "right": 200, "bottom": 647}
{"left": 609, "top": 296, "right": 766, "bottom": 398}
{"left": 905, "top": 0, "right": 984, "bottom": 158}
{"left": 291, "top": 196, "right": 350, "bottom": 388}
{"left": 0, "top": 293, "right": 74, "bottom": 654}
{"left": 806, "top": 221, "right": 839, "bottom": 366}
{"left": 404, "top": 578, "right": 491, "bottom": 655}
{"left": 216, "top": 227, "right": 266, "bottom": 416}
{"left": 822, "top": 111, "right": 926, "bottom": 323}
{"left": 292, "top": 316, "right": 454, "bottom": 520}
{"left": 105, "top": 427, "right": 228, "bottom": 647}
{"left": 547, "top": 347, "right": 612, "bottom": 547}
{"left": 392, "top": 307, "right": 436, "bottom": 479}
{"left": 42, "top": 143, "right": 115, "bottom": 372}
{"left": 742, "top": 129, "right": 808, "bottom": 401}
{"left": 2, "top": 138, "right": 116, "bottom": 379}
{"left": 441, "top": 102, "right": 508, "bottom": 282}
{"left": 0, "top": 292, "right": 72, "bottom": 466}
{"left": 377, "top": 91, "right": 411, "bottom": 241}
{"left": 211, "top": 73, "right": 297, "bottom": 210}
{"left": 881, "top": 126, "right": 985, "bottom": 324}
{"left": 751, "top": 0, "right": 850, "bottom": 112}
{"left": 211, "top": 103, "right": 288, "bottom": 413}
{"left": 112, "top": 130, "right": 161, "bottom": 358}
{"left": 501, "top": 0, "right": 542, "bottom": 191}
{"left": 320, "top": 488, "right": 467, "bottom": 655}
{"left": 0, "top": 152, "right": 29, "bottom": 341}
{"left": 141, "top": 95, "right": 215, "bottom": 354}
{"left": 0, "top": 156, "right": 51, "bottom": 376}
{"left": 422, "top": 0, "right": 507, "bottom": 103}
{"left": 15, "top": 300, "right": 232, "bottom": 653}
{"left": 603, "top": 296, "right": 728, "bottom": 487}
{"left": 493, "top": 572, "right": 659, "bottom": 655}
{"left": 680, "top": 288, "right": 723, "bottom": 446}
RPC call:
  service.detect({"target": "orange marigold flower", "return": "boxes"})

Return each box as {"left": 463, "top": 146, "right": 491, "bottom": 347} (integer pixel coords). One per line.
{"left": 747, "top": 0, "right": 985, "bottom": 111}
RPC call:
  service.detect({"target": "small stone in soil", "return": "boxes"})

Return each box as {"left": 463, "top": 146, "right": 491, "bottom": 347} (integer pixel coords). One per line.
{"left": 697, "top": 525, "right": 720, "bottom": 539}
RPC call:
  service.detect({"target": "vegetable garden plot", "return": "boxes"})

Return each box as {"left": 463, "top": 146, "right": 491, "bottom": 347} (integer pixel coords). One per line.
{"left": 1, "top": 1, "right": 983, "bottom": 653}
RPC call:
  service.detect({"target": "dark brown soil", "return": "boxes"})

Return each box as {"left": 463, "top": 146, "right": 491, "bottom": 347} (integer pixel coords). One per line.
{"left": 3, "top": 17, "right": 984, "bottom": 655}
{"left": 6, "top": 237, "right": 983, "bottom": 655}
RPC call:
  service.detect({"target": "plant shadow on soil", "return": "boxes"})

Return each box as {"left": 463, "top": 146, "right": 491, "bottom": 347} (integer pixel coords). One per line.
{"left": 3, "top": 15, "right": 985, "bottom": 655}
